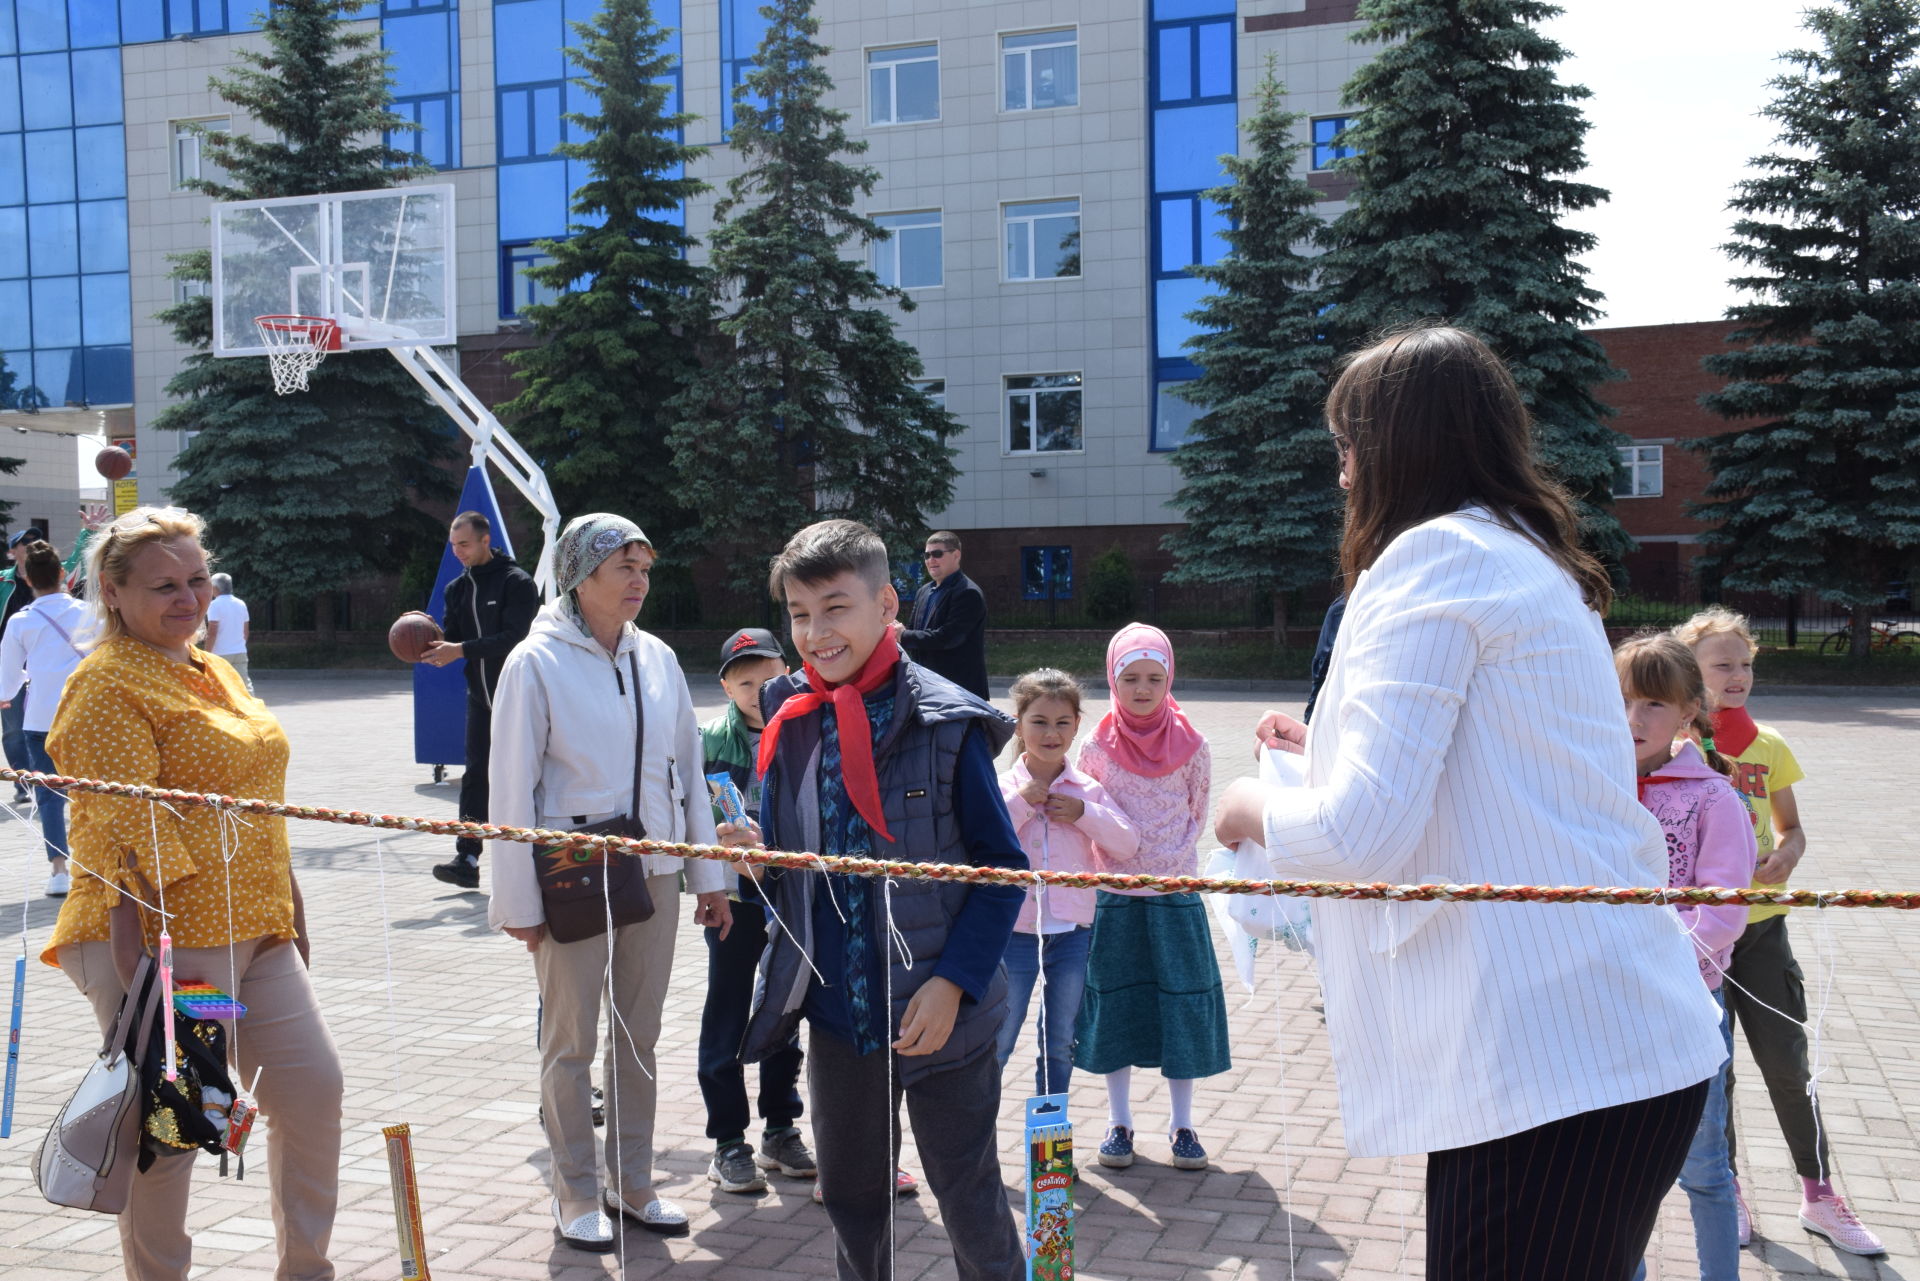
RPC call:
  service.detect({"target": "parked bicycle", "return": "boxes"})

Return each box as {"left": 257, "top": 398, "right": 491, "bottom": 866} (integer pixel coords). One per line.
{"left": 1817, "top": 619, "right": 1920, "bottom": 654}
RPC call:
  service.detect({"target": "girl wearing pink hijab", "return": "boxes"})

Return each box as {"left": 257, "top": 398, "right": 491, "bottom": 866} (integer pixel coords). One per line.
{"left": 1073, "top": 623, "right": 1231, "bottom": 1171}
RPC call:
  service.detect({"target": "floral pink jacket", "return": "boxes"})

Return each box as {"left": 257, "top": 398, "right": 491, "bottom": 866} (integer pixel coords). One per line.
{"left": 1000, "top": 755, "right": 1139, "bottom": 931}
{"left": 1637, "top": 741, "right": 1758, "bottom": 989}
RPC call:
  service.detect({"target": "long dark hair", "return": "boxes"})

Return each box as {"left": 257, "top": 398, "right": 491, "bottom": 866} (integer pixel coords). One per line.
{"left": 1327, "top": 324, "right": 1613, "bottom": 613}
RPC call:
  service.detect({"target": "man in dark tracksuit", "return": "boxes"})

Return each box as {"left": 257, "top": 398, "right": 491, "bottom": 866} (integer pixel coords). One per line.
{"left": 422, "top": 511, "right": 538, "bottom": 888}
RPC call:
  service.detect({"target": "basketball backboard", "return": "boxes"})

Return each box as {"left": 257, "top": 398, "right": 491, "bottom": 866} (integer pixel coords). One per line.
{"left": 211, "top": 184, "right": 457, "bottom": 357}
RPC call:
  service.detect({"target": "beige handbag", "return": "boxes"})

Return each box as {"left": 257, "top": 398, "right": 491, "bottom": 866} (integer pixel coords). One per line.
{"left": 37, "top": 954, "right": 162, "bottom": 1213}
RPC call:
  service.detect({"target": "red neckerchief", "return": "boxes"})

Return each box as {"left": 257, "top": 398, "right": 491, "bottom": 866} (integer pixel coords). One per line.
{"left": 756, "top": 627, "right": 901, "bottom": 843}
{"left": 1637, "top": 769, "right": 1684, "bottom": 803}
{"left": 1712, "top": 705, "right": 1759, "bottom": 758}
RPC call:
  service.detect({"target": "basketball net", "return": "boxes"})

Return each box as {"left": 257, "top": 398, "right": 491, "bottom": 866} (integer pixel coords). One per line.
{"left": 256, "top": 315, "right": 341, "bottom": 396}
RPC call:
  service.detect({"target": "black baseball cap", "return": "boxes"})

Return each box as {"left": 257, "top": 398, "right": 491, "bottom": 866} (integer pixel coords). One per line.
{"left": 719, "top": 628, "right": 785, "bottom": 675}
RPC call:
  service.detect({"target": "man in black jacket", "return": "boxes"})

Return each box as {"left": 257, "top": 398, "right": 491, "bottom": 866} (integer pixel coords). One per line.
{"left": 900, "top": 530, "right": 989, "bottom": 698}
{"left": 421, "top": 511, "right": 539, "bottom": 888}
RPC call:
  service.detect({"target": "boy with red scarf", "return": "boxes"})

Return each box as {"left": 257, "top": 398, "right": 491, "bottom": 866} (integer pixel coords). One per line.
{"left": 1677, "top": 608, "right": 1884, "bottom": 1258}
{"left": 738, "top": 520, "right": 1027, "bottom": 1281}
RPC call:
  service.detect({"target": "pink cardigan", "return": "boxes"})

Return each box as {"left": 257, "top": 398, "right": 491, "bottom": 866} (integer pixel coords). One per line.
{"left": 1000, "top": 755, "right": 1139, "bottom": 931}
{"left": 1638, "top": 741, "right": 1758, "bottom": 989}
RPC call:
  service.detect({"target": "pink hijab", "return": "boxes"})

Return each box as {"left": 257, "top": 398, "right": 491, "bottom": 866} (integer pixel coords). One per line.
{"left": 1090, "top": 623, "right": 1206, "bottom": 778}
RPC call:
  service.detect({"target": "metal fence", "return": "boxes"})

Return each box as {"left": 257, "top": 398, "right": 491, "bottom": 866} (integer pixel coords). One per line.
{"left": 1611, "top": 592, "right": 1920, "bottom": 652}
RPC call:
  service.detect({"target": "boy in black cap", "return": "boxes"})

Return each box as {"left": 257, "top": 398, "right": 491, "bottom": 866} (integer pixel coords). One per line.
{"left": 697, "top": 628, "right": 814, "bottom": 1193}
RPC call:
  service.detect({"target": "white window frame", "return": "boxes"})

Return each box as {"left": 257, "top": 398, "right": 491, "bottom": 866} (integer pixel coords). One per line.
{"left": 871, "top": 209, "right": 943, "bottom": 290}
{"left": 1000, "top": 27, "right": 1079, "bottom": 113}
{"left": 172, "top": 117, "right": 230, "bottom": 191}
{"left": 1002, "top": 197, "right": 1082, "bottom": 283}
{"left": 1615, "top": 443, "right": 1664, "bottom": 498}
{"left": 172, "top": 277, "right": 211, "bottom": 306}
{"left": 1004, "top": 372, "right": 1084, "bottom": 456}
{"left": 866, "top": 42, "right": 940, "bottom": 127}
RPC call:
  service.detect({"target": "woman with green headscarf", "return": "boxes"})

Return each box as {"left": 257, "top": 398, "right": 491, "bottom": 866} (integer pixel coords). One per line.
{"left": 488, "top": 513, "right": 735, "bottom": 1249}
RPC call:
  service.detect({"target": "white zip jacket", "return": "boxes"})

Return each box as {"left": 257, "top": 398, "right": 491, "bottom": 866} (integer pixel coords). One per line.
{"left": 487, "top": 600, "right": 726, "bottom": 932}
{"left": 1262, "top": 509, "right": 1725, "bottom": 1157}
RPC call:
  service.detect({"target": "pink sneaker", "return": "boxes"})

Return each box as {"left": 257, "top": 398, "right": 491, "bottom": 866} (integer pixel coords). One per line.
{"left": 1733, "top": 1177, "right": 1752, "bottom": 1247}
{"left": 1800, "top": 1193, "right": 1886, "bottom": 1256}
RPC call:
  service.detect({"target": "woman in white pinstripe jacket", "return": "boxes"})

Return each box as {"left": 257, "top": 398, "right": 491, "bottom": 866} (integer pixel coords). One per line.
{"left": 1216, "top": 326, "right": 1726, "bottom": 1281}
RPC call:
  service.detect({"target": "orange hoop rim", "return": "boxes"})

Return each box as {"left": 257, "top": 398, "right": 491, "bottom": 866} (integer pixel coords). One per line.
{"left": 254, "top": 314, "right": 343, "bottom": 352}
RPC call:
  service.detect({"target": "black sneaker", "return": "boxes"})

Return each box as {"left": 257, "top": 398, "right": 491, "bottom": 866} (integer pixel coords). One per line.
{"left": 708, "top": 1142, "right": 768, "bottom": 1194}
{"left": 432, "top": 854, "right": 480, "bottom": 889}
{"left": 755, "top": 1127, "right": 817, "bottom": 1178}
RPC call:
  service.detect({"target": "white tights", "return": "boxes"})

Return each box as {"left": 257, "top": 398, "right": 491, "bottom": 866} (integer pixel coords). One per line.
{"left": 1105, "top": 1068, "right": 1198, "bottom": 1136}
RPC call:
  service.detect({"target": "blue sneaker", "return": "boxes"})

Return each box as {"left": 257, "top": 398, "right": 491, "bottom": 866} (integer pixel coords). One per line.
{"left": 1097, "top": 1125, "right": 1135, "bottom": 1169}
{"left": 1170, "top": 1128, "right": 1207, "bottom": 1170}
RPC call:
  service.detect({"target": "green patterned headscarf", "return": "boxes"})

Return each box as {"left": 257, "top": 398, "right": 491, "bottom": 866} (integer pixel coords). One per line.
{"left": 555, "top": 513, "right": 652, "bottom": 623}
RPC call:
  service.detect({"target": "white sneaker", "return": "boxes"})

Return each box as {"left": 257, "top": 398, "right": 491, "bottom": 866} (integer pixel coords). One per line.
{"left": 551, "top": 1198, "right": 614, "bottom": 1253}
{"left": 45, "top": 871, "right": 69, "bottom": 897}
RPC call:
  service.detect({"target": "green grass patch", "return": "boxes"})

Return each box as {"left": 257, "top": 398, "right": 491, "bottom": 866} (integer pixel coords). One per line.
{"left": 1753, "top": 646, "right": 1920, "bottom": 686}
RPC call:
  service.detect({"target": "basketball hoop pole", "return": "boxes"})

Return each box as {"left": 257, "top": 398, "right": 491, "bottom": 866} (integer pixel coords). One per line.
{"left": 387, "top": 344, "right": 562, "bottom": 599}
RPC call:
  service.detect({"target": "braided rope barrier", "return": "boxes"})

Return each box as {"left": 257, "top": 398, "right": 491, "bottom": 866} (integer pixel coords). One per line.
{"left": 6, "top": 766, "right": 1918, "bottom": 910}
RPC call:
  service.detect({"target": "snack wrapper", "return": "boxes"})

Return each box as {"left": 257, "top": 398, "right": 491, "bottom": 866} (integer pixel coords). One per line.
{"left": 707, "top": 772, "right": 749, "bottom": 827}
{"left": 383, "top": 1123, "right": 431, "bottom": 1279}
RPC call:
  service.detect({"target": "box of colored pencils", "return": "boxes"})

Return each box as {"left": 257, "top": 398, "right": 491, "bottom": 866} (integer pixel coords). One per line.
{"left": 1025, "top": 1093, "right": 1074, "bottom": 1280}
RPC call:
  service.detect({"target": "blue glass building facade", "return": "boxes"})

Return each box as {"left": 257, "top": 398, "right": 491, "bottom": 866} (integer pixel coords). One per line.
{"left": 1146, "top": 0, "right": 1237, "bottom": 451}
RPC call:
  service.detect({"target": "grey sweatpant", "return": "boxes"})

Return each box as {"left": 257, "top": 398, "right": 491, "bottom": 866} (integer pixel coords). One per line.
{"left": 808, "top": 1026, "right": 1023, "bottom": 1281}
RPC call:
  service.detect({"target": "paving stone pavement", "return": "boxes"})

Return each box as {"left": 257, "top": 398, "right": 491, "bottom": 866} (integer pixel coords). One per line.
{"left": 0, "top": 672, "right": 1914, "bottom": 1281}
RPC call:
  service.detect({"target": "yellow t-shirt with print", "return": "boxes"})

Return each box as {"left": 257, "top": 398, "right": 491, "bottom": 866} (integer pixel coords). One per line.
{"left": 1723, "top": 723, "right": 1804, "bottom": 922}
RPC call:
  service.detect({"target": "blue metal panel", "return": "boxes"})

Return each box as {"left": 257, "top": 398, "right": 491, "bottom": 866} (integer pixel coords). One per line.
{"left": 414, "top": 465, "right": 517, "bottom": 769}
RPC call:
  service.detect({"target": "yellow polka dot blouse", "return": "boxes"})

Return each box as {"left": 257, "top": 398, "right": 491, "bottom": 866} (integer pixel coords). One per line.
{"left": 42, "top": 637, "right": 294, "bottom": 965}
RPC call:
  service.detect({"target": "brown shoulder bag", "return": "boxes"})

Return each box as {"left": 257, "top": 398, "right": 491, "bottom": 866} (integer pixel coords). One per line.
{"left": 535, "top": 650, "right": 657, "bottom": 943}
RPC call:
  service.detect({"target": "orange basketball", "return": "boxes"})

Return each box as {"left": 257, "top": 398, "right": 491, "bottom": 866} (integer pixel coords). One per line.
{"left": 388, "top": 611, "right": 443, "bottom": 664}
{"left": 95, "top": 446, "right": 133, "bottom": 481}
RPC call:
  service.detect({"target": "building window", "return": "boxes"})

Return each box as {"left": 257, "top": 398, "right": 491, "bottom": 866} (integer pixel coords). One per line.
{"left": 872, "top": 210, "right": 942, "bottom": 289}
{"left": 1022, "top": 546, "right": 1073, "bottom": 600}
{"left": 1002, "top": 29, "right": 1078, "bottom": 112}
{"left": 914, "top": 378, "right": 946, "bottom": 410}
{"left": 1615, "top": 444, "right": 1664, "bottom": 498}
{"left": 1006, "top": 373, "right": 1082, "bottom": 454}
{"left": 500, "top": 240, "right": 562, "bottom": 318}
{"left": 172, "top": 278, "right": 211, "bottom": 306}
{"left": 172, "top": 119, "right": 230, "bottom": 191}
{"left": 867, "top": 44, "right": 939, "bottom": 126}
{"left": 1154, "top": 378, "right": 1204, "bottom": 451}
{"left": 1004, "top": 199, "right": 1081, "bottom": 281}
{"left": 1312, "top": 115, "right": 1358, "bottom": 170}
{"left": 1153, "top": 16, "right": 1233, "bottom": 106}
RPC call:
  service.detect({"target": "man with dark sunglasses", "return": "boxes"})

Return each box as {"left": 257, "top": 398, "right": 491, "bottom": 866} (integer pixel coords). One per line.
{"left": 901, "top": 530, "right": 989, "bottom": 697}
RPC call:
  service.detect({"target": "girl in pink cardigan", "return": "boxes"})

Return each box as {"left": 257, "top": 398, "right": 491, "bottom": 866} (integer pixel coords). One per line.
{"left": 1618, "top": 633, "right": 1757, "bottom": 1281}
{"left": 995, "top": 669, "right": 1139, "bottom": 1098}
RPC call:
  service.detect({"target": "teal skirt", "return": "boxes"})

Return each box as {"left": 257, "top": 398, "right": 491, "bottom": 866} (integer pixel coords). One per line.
{"left": 1073, "top": 890, "right": 1231, "bottom": 1079}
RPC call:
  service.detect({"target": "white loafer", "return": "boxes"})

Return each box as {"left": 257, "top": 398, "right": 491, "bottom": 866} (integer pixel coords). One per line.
{"left": 552, "top": 1198, "right": 614, "bottom": 1252}
{"left": 604, "top": 1191, "right": 690, "bottom": 1236}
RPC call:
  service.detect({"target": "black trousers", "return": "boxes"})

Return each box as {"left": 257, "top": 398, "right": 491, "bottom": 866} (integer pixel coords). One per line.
{"left": 1723, "top": 914, "right": 1829, "bottom": 1179}
{"left": 696, "top": 901, "right": 804, "bottom": 1141}
{"left": 456, "top": 694, "right": 491, "bottom": 859}
{"left": 809, "top": 1028, "right": 1023, "bottom": 1281}
{"left": 1426, "top": 1079, "right": 1709, "bottom": 1281}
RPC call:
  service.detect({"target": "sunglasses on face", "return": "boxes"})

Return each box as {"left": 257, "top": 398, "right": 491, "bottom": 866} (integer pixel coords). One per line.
{"left": 923, "top": 549, "right": 947, "bottom": 560}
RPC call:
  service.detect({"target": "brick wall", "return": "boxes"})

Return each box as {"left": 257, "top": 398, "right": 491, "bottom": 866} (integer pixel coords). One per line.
{"left": 1589, "top": 319, "right": 1739, "bottom": 593}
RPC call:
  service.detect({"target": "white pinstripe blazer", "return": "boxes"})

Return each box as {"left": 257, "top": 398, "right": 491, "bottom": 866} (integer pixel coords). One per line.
{"left": 1264, "top": 509, "right": 1726, "bottom": 1157}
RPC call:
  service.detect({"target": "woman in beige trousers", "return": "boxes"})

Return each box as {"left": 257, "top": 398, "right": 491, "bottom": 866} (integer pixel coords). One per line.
{"left": 45, "top": 507, "right": 342, "bottom": 1281}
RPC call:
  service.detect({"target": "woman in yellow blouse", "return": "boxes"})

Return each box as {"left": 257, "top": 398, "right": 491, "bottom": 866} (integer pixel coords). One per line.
{"left": 46, "top": 507, "right": 341, "bottom": 1281}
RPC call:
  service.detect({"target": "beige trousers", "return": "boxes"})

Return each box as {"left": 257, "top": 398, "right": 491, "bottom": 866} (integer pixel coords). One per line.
{"left": 532, "top": 872, "right": 680, "bottom": 1220}
{"left": 59, "top": 937, "right": 344, "bottom": 1281}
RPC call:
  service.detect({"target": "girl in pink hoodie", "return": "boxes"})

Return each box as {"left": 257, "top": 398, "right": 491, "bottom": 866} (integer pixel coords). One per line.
{"left": 1617, "top": 633, "right": 1757, "bottom": 1281}
{"left": 995, "top": 669, "right": 1138, "bottom": 1098}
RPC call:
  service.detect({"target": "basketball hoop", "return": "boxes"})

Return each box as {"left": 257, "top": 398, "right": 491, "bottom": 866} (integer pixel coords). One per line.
{"left": 255, "top": 314, "right": 341, "bottom": 395}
